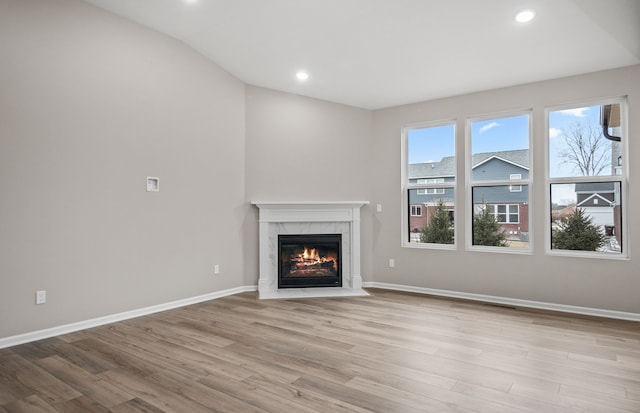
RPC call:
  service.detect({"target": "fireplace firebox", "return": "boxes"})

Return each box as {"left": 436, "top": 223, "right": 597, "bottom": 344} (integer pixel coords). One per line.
{"left": 278, "top": 234, "right": 342, "bottom": 288}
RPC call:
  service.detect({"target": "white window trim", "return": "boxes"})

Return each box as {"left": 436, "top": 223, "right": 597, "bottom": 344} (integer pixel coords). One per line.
{"left": 402, "top": 119, "right": 457, "bottom": 250}
{"left": 544, "top": 97, "right": 629, "bottom": 259}
{"left": 485, "top": 203, "right": 520, "bottom": 224}
{"left": 465, "top": 110, "right": 533, "bottom": 254}
{"left": 410, "top": 205, "right": 422, "bottom": 216}
{"left": 509, "top": 174, "right": 523, "bottom": 192}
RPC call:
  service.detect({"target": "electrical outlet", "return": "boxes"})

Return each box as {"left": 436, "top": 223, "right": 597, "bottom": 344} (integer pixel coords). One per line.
{"left": 35, "top": 290, "right": 46, "bottom": 305}
{"left": 376, "top": 204, "right": 383, "bottom": 213}
{"left": 389, "top": 259, "right": 395, "bottom": 268}
{"left": 214, "top": 264, "right": 220, "bottom": 275}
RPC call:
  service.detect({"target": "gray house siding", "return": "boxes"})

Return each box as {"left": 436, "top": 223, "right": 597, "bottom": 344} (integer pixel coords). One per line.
{"left": 575, "top": 182, "right": 615, "bottom": 193}
{"left": 472, "top": 157, "right": 529, "bottom": 181}
{"left": 472, "top": 185, "right": 529, "bottom": 204}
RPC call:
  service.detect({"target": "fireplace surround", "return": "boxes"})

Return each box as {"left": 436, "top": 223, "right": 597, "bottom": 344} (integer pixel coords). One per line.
{"left": 252, "top": 201, "right": 369, "bottom": 299}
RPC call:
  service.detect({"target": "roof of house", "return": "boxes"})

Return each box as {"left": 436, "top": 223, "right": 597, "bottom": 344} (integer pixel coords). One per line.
{"left": 409, "top": 149, "right": 529, "bottom": 179}
{"left": 409, "top": 156, "right": 456, "bottom": 179}
{"left": 575, "top": 182, "right": 616, "bottom": 193}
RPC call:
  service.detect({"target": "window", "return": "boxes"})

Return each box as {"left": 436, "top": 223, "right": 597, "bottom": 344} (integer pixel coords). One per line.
{"left": 486, "top": 204, "right": 519, "bottom": 223}
{"left": 547, "top": 99, "right": 626, "bottom": 256}
{"left": 417, "top": 179, "right": 445, "bottom": 194}
{"left": 417, "top": 188, "right": 445, "bottom": 195}
{"left": 469, "top": 113, "right": 530, "bottom": 250}
{"left": 403, "top": 122, "right": 456, "bottom": 246}
{"left": 509, "top": 174, "right": 522, "bottom": 192}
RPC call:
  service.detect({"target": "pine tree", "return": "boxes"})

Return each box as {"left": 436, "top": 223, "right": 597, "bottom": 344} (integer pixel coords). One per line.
{"left": 420, "top": 200, "right": 454, "bottom": 244}
{"left": 473, "top": 206, "right": 507, "bottom": 247}
{"left": 552, "top": 208, "right": 606, "bottom": 251}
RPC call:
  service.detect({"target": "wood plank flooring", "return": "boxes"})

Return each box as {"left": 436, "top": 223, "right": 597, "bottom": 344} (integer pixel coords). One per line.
{"left": 1, "top": 289, "right": 639, "bottom": 412}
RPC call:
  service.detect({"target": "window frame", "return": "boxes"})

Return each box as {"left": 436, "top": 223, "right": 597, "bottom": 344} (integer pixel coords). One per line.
{"left": 410, "top": 205, "right": 422, "bottom": 217}
{"left": 544, "top": 97, "right": 629, "bottom": 259}
{"left": 402, "top": 119, "right": 457, "bottom": 249}
{"left": 466, "top": 110, "right": 533, "bottom": 253}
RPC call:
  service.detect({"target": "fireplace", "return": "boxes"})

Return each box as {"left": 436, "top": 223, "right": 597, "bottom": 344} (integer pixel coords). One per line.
{"left": 252, "top": 201, "right": 369, "bottom": 299}
{"left": 278, "top": 234, "right": 341, "bottom": 288}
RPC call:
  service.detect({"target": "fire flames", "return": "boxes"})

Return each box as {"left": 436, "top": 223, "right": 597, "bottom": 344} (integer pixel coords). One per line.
{"left": 293, "top": 247, "right": 337, "bottom": 270}
{"left": 303, "top": 247, "right": 316, "bottom": 260}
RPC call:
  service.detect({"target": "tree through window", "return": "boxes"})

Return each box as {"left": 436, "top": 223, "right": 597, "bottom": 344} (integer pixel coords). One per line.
{"left": 548, "top": 100, "right": 626, "bottom": 255}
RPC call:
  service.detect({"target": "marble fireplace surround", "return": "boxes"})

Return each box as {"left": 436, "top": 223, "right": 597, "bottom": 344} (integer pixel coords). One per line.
{"left": 252, "top": 201, "right": 369, "bottom": 299}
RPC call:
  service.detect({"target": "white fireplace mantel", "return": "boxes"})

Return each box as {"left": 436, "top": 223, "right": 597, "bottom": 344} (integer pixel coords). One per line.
{"left": 252, "top": 201, "right": 369, "bottom": 299}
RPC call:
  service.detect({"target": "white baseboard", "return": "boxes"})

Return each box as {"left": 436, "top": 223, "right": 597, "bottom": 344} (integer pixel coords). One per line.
{"left": 362, "top": 282, "right": 640, "bottom": 322}
{"left": 0, "top": 286, "right": 257, "bottom": 350}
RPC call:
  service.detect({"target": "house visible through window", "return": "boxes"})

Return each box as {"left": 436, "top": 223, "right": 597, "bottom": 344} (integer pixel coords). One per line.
{"left": 404, "top": 122, "right": 456, "bottom": 246}
{"left": 402, "top": 99, "right": 626, "bottom": 259}
{"left": 547, "top": 99, "right": 626, "bottom": 255}
{"left": 469, "top": 113, "right": 531, "bottom": 249}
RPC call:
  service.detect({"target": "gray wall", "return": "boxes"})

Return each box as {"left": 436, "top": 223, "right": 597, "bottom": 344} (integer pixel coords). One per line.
{"left": 0, "top": 0, "right": 246, "bottom": 338}
{"left": 243, "top": 86, "right": 374, "bottom": 286}
{"left": 371, "top": 65, "right": 640, "bottom": 313}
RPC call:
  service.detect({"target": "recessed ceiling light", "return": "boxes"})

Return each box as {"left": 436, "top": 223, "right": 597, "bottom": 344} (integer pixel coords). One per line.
{"left": 296, "top": 71, "right": 309, "bottom": 81}
{"left": 184, "top": 0, "right": 198, "bottom": 4}
{"left": 515, "top": 9, "right": 536, "bottom": 23}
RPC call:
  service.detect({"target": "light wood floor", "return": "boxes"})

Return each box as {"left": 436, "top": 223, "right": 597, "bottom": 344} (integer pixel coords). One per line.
{"left": 1, "top": 289, "right": 639, "bottom": 412}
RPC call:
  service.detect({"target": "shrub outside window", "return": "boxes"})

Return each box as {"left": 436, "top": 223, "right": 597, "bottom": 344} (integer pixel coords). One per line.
{"left": 547, "top": 99, "right": 626, "bottom": 256}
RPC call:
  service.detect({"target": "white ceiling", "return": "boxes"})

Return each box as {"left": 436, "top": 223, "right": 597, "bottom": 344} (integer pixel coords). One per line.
{"left": 82, "top": 0, "right": 640, "bottom": 110}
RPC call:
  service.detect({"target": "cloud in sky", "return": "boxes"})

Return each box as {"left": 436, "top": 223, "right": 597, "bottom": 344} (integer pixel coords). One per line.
{"left": 479, "top": 122, "right": 500, "bottom": 133}
{"left": 549, "top": 127, "right": 562, "bottom": 138}
{"left": 558, "top": 107, "right": 589, "bottom": 117}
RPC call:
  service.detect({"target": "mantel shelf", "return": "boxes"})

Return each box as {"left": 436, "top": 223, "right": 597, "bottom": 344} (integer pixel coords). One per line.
{"left": 252, "top": 201, "right": 369, "bottom": 209}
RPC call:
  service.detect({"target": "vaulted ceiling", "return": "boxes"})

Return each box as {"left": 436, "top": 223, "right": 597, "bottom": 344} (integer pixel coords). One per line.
{"left": 82, "top": 0, "right": 640, "bottom": 109}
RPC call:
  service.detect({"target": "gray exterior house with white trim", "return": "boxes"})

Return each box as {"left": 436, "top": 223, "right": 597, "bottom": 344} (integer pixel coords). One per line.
{"left": 409, "top": 149, "right": 529, "bottom": 241}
